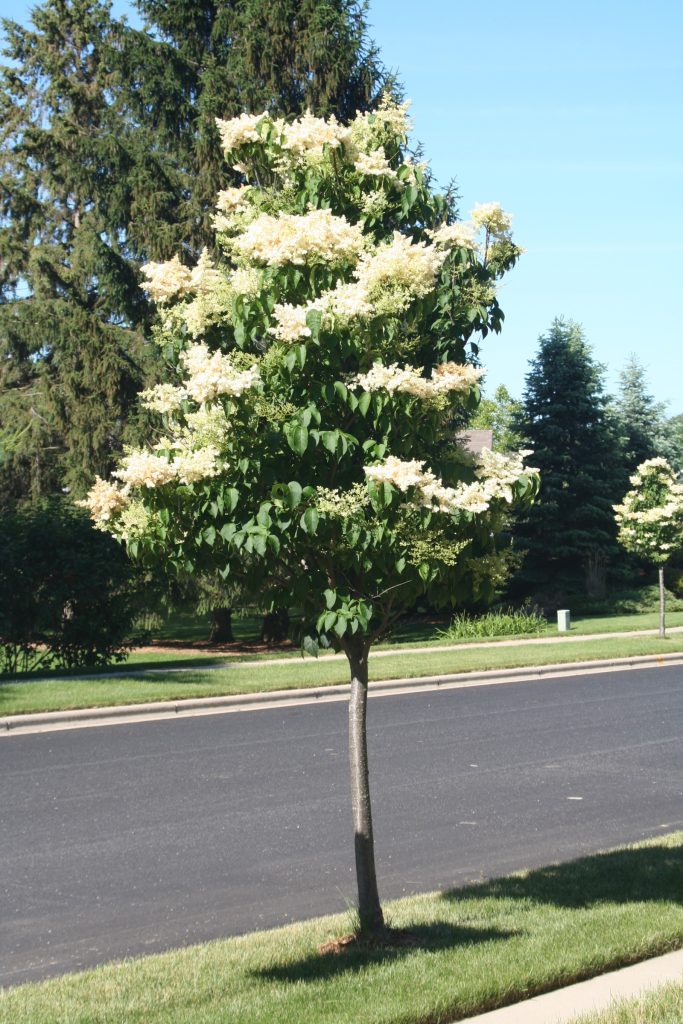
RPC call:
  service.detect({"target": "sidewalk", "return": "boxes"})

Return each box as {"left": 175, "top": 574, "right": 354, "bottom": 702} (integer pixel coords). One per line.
{"left": 459, "top": 948, "right": 683, "bottom": 1023}
{"left": 13, "top": 624, "right": 683, "bottom": 683}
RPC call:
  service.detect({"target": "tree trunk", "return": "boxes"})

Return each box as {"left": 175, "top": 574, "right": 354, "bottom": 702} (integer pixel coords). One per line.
{"left": 659, "top": 566, "right": 666, "bottom": 638}
{"left": 346, "top": 640, "right": 384, "bottom": 936}
{"left": 209, "top": 606, "right": 234, "bottom": 644}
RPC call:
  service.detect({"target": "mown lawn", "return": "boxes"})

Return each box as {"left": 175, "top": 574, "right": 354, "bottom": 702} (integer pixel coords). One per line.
{"left": 1, "top": 633, "right": 683, "bottom": 717}
{"left": 570, "top": 981, "right": 683, "bottom": 1023}
{"left": 1, "top": 832, "right": 682, "bottom": 1024}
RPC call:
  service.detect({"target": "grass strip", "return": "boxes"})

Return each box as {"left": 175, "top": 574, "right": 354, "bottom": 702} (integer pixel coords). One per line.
{"left": 5, "top": 610, "right": 683, "bottom": 682}
{"left": 569, "top": 981, "right": 683, "bottom": 1023}
{"left": 2, "top": 832, "right": 682, "bottom": 1023}
{"left": 2, "top": 634, "right": 683, "bottom": 717}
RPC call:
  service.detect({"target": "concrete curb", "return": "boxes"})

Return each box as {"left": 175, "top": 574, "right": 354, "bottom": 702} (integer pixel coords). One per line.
{"left": 2, "top": 651, "right": 682, "bottom": 735}
{"left": 457, "top": 948, "right": 683, "bottom": 1023}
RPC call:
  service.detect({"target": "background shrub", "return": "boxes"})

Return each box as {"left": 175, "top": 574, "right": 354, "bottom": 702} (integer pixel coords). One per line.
{"left": 438, "top": 606, "right": 546, "bottom": 640}
{"left": 0, "top": 502, "right": 145, "bottom": 674}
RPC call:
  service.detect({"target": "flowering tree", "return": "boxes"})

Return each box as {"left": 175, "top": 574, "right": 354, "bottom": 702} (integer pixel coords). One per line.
{"left": 614, "top": 458, "right": 683, "bottom": 637}
{"left": 83, "top": 99, "right": 538, "bottom": 937}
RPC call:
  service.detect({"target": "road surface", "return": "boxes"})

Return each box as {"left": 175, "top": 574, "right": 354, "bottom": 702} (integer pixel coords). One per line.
{"left": 1, "top": 663, "right": 681, "bottom": 986}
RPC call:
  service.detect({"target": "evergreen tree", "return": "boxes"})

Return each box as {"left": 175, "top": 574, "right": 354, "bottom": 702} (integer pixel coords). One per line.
{"left": 0, "top": 0, "right": 386, "bottom": 506}
{"left": 661, "top": 414, "right": 683, "bottom": 473}
{"left": 0, "top": 0, "right": 175, "bottom": 503}
{"left": 514, "top": 318, "right": 625, "bottom": 601}
{"left": 118, "top": 0, "right": 386, "bottom": 254}
{"left": 615, "top": 355, "right": 668, "bottom": 472}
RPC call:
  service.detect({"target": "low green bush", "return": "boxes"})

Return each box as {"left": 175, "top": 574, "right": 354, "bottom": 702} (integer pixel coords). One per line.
{"left": 0, "top": 502, "right": 146, "bottom": 674}
{"left": 438, "top": 605, "right": 546, "bottom": 640}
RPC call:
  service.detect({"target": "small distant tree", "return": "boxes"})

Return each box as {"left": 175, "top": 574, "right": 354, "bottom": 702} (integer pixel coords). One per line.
{"left": 470, "top": 384, "right": 523, "bottom": 453}
{"left": 614, "top": 458, "right": 683, "bottom": 637}
{"left": 83, "top": 101, "right": 537, "bottom": 937}
{"left": 615, "top": 355, "right": 668, "bottom": 473}
{"left": 514, "top": 318, "right": 624, "bottom": 601}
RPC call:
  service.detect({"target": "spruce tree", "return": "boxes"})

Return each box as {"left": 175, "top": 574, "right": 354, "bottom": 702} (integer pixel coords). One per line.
{"left": 514, "top": 318, "right": 625, "bottom": 601}
{"left": 0, "top": 0, "right": 175, "bottom": 503}
{"left": 123, "top": 0, "right": 386, "bottom": 251}
{"left": 0, "top": 0, "right": 385, "bottom": 506}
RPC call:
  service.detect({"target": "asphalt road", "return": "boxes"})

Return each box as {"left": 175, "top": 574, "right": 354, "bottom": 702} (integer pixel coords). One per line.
{"left": 1, "top": 663, "right": 682, "bottom": 987}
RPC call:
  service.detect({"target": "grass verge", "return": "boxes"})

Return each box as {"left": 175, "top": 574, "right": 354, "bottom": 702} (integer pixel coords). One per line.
{"left": 570, "top": 981, "right": 683, "bottom": 1023}
{"left": 1, "top": 634, "right": 683, "bottom": 717}
{"left": 2, "top": 832, "right": 682, "bottom": 1023}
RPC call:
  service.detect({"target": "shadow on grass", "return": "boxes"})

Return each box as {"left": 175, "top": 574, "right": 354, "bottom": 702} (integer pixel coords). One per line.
{"left": 254, "top": 922, "right": 514, "bottom": 984}
{"left": 443, "top": 843, "right": 683, "bottom": 910}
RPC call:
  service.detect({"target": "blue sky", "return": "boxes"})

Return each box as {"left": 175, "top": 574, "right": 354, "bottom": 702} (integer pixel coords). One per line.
{"left": 4, "top": 0, "right": 682, "bottom": 411}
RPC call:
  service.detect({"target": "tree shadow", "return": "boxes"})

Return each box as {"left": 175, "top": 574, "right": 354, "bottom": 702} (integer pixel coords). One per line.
{"left": 253, "top": 922, "right": 514, "bottom": 984}
{"left": 441, "top": 843, "right": 683, "bottom": 910}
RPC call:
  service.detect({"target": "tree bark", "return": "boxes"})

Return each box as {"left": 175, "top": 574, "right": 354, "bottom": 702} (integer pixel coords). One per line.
{"left": 209, "top": 606, "right": 234, "bottom": 644}
{"left": 346, "top": 640, "right": 384, "bottom": 936}
{"left": 659, "top": 566, "right": 666, "bottom": 638}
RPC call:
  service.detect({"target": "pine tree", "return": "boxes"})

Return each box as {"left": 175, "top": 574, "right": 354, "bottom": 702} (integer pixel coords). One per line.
{"left": 514, "top": 318, "right": 625, "bottom": 601}
{"left": 0, "top": 0, "right": 386, "bottom": 506}
{"left": 615, "top": 355, "right": 668, "bottom": 472}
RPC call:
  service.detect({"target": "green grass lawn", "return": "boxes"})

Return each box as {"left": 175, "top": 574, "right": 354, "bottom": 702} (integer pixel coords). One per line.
{"left": 2, "top": 832, "right": 682, "bottom": 1024}
{"left": 2, "top": 633, "right": 683, "bottom": 717}
{"left": 570, "top": 982, "right": 683, "bottom": 1023}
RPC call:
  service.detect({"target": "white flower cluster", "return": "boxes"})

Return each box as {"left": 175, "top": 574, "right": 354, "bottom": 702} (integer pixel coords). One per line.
{"left": 216, "top": 112, "right": 267, "bottom": 151}
{"left": 230, "top": 267, "right": 261, "bottom": 297}
{"left": 471, "top": 202, "right": 513, "bottom": 240}
{"left": 280, "top": 110, "right": 350, "bottom": 157}
{"left": 355, "top": 231, "right": 446, "bottom": 299}
{"left": 270, "top": 278, "right": 375, "bottom": 343}
{"left": 430, "top": 221, "right": 478, "bottom": 250}
{"left": 113, "top": 446, "right": 220, "bottom": 490}
{"left": 78, "top": 476, "right": 129, "bottom": 522}
{"left": 216, "top": 186, "right": 253, "bottom": 213}
{"left": 351, "top": 96, "right": 413, "bottom": 149}
{"left": 140, "top": 255, "right": 192, "bottom": 303}
{"left": 140, "top": 383, "right": 188, "bottom": 414}
{"left": 180, "top": 344, "right": 260, "bottom": 404}
{"left": 270, "top": 302, "right": 311, "bottom": 343}
{"left": 235, "top": 209, "right": 365, "bottom": 267}
{"left": 351, "top": 361, "right": 484, "bottom": 399}
{"left": 190, "top": 249, "right": 222, "bottom": 294}
{"left": 354, "top": 148, "right": 396, "bottom": 178}
{"left": 475, "top": 448, "right": 537, "bottom": 503}
{"left": 365, "top": 448, "right": 535, "bottom": 515}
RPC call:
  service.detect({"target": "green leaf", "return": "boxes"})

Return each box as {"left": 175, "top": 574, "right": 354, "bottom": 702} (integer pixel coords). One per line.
{"left": 251, "top": 533, "right": 267, "bottom": 556}
{"left": 286, "top": 424, "right": 309, "bottom": 455}
{"left": 204, "top": 525, "right": 216, "bottom": 547}
{"left": 418, "top": 562, "right": 431, "bottom": 582}
{"left": 321, "top": 429, "right": 339, "bottom": 453}
{"left": 300, "top": 507, "right": 319, "bottom": 534}
{"left": 323, "top": 610, "right": 337, "bottom": 632}
{"left": 287, "top": 481, "right": 303, "bottom": 507}
{"left": 225, "top": 488, "right": 239, "bottom": 513}
{"left": 357, "top": 392, "right": 371, "bottom": 416}
{"left": 333, "top": 380, "right": 348, "bottom": 402}
{"left": 303, "top": 635, "right": 319, "bottom": 657}
{"left": 333, "top": 617, "right": 348, "bottom": 638}
{"left": 323, "top": 588, "right": 336, "bottom": 609}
